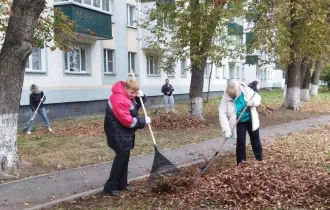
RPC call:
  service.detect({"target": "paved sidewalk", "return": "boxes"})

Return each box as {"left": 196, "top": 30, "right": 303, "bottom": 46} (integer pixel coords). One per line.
{"left": 1, "top": 115, "right": 330, "bottom": 210}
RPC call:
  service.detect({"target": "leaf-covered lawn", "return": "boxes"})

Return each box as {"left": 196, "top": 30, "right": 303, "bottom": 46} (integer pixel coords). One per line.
{"left": 52, "top": 124, "right": 330, "bottom": 210}
{"left": 6, "top": 90, "right": 330, "bottom": 182}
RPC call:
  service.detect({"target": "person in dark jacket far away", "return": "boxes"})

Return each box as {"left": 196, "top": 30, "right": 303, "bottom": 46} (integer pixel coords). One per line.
{"left": 103, "top": 78, "right": 151, "bottom": 196}
{"left": 26, "top": 84, "right": 52, "bottom": 135}
{"left": 161, "top": 79, "right": 175, "bottom": 113}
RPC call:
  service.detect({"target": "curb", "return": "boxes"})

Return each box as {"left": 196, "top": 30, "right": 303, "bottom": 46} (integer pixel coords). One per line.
{"left": 24, "top": 159, "right": 206, "bottom": 210}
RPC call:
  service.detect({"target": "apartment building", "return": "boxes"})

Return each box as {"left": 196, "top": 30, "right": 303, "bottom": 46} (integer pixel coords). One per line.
{"left": 18, "top": 0, "right": 284, "bottom": 123}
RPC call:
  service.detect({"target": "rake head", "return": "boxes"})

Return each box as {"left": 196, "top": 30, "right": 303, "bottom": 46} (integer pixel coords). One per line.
{"left": 148, "top": 145, "right": 180, "bottom": 184}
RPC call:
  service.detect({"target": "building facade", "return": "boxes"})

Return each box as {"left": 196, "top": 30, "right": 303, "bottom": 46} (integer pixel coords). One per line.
{"left": 19, "top": 0, "right": 284, "bottom": 123}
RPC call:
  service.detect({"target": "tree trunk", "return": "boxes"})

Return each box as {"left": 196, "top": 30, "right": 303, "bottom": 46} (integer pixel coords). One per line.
{"left": 300, "top": 57, "right": 308, "bottom": 88}
{"left": 311, "top": 60, "right": 322, "bottom": 96}
{"left": 189, "top": 64, "right": 205, "bottom": 119}
{"left": 206, "top": 62, "right": 213, "bottom": 103}
{"left": 300, "top": 62, "right": 312, "bottom": 101}
{"left": 284, "top": 60, "right": 302, "bottom": 110}
{"left": 284, "top": 0, "right": 302, "bottom": 110}
{"left": 0, "top": 0, "right": 46, "bottom": 172}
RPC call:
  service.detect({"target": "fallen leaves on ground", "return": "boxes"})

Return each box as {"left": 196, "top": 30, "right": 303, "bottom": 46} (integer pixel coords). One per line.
{"left": 20, "top": 113, "right": 210, "bottom": 138}
{"left": 55, "top": 124, "right": 330, "bottom": 210}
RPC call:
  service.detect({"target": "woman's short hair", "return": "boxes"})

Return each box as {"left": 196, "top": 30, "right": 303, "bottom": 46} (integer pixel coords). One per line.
{"left": 225, "top": 82, "right": 241, "bottom": 99}
{"left": 124, "top": 78, "right": 139, "bottom": 91}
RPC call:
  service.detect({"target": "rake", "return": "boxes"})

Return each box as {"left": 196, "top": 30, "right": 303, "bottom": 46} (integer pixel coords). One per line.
{"left": 153, "top": 99, "right": 164, "bottom": 114}
{"left": 200, "top": 92, "right": 256, "bottom": 175}
{"left": 130, "top": 69, "right": 180, "bottom": 183}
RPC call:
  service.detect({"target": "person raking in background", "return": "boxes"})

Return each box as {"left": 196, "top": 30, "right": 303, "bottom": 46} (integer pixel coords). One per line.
{"left": 26, "top": 84, "right": 52, "bottom": 134}
{"left": 161, "top": 79, "right": 175, "bottom": 113}
{"left": 103, "top": 78, "right": 151, "bottom": 196}
{"left": 219, "top": 81, "right": 263, "bottom": 165}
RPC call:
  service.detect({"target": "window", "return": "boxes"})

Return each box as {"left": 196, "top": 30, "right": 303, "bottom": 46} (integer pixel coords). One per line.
{"left": 181, "top": 60, "right": 187, "bottom": 76}
{"left": 215, "top": 66, "right": 221, "bottom": 78}
{"left": 127, "top": 5, "right": 135, "bottom": 27}
{"left": 54, "top": 0, "right": 111, "bottom": 13}
{"left": 223, "top": 65, "right": 227, "bottom": 79}
{"left": 204, "top": 63, "right": 212, "bottom": 77}
{"left": 236, "top": 66, "right": 240, "bottom": 79}
{"left": 25, "top": 47, "right": 42, "bottom": 71}
{"left": 260, "top": 70, "right": 263, "bottom": 80}
{"left": 64, "top": 45, "right": 89, "bottom": 73}
{"left": 128, "top": 52, "right": 135, "bottom": 74}
{"left": 93, "top": 0, "right": 100, "bottom": 8}
{"left": 104, "top": 49, "right": 114, "bottom": 73}
{"left": 102, "top": 0, "right": 110, "bottom": 12}
{"left": 242, "top": 67, "right": 245, "bottom": 79}
{"left": 230, "top": 65, "right": 235, "bottom": 79}
{"left": 84, "top": 0, "right": 91, "bottom": 5}
{"left": 256, "top": 65, "right": 261, "bottom": 77}
{"left": 270, "top": 71, "right": 273, "bottom": 80}
{"left": 147, "top": 56, "right": 158, "bottom": 75}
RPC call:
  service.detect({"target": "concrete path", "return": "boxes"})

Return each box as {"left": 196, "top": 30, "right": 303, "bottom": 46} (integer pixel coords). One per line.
{"left": 1, "top": 115, "right": 330, "bottom": 210}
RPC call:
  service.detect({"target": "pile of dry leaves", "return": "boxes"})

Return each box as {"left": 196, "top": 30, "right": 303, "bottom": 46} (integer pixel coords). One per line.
{"left": 127, "top": 125, "right": 330, "bottom": 209}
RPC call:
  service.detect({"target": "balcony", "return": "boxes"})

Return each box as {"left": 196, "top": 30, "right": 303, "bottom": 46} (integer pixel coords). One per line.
{"left": 245, "top": 32, "right": 255, "bottom": 51}
{"left": 246, "top": 55, "right": 258, "bottom": 65}
{"left": 54, "top": 1, "right": 112, "bottom": 40}
{"left": 228, "top": 22, "right": 243, "bottom": 36}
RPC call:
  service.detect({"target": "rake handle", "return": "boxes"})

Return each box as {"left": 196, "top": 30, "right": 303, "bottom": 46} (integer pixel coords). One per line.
{"left": 130, "top": 69, "right": 157, "bottom": 146}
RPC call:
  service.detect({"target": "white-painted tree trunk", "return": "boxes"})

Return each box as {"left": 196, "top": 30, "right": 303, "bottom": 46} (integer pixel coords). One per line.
{"left": 0, "top": 114, "right": 18, "bottom": 172}
{"left": 283, "top": 84, "right": 287, "bottom": 97}
{"left": 300, "top": 89, "right": 310, "bottom": 102}
{"left": 284, "top": 87, "right": 302, "bottom": 110}
{"left": 311, "top": 84, "right": 318, "bottom": 96}
{"left": 189, "top": 97, "right": 204, "bottom": 119}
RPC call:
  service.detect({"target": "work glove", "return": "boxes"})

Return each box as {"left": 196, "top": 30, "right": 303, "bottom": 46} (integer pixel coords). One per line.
{"left": 145, "top": 117, "right": 151, "bottom": 124}
{"left": 167, "top": 92, "right": 170, "bottom": 96}
{"left": 246, "top": 100, "right": 254, "bottom": 107}
{"left": 225, "top": 130, "right": 232, "bottom": 139}
{"left": 34, "top": 111, "right": 38, "bottom": 115}
{"left": 137, "top": 90, "right": 144, "bottom": 97}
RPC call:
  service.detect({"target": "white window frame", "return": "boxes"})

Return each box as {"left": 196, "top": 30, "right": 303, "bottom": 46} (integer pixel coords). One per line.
{"left": 104, "top": 49, "right": 114, "bottom": 74}
{"left": 25, "top": 47, "right": 45, "bottom": 73}
{"left": 64, "top": 44, "right": 90, "bottom": 74}
{"left": 181, "top": 59, "right": 187, "bottom": 77}
{"left": 54, "top": 0, "right": 111, "bottom": 13}
{"left": 128, "top": 52, "right": 136, "bottom": 74}
{"left": 147, "top": 56, "right": 158, "bottom": 75}
{"left": 127, "top": 4, "right": 135, "bottom": 27}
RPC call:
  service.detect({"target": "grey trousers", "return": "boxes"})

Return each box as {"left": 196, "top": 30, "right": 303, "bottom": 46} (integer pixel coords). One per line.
{"left": 164, "top": 95, "right": 175, "bottom": 112}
